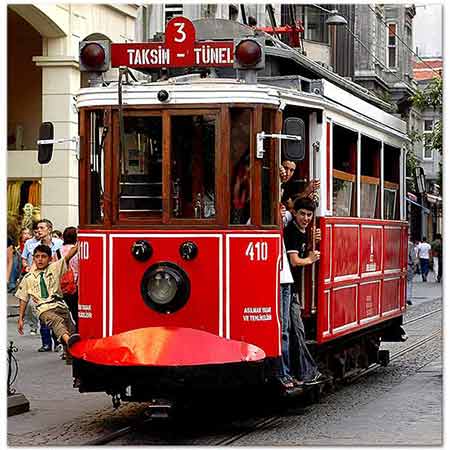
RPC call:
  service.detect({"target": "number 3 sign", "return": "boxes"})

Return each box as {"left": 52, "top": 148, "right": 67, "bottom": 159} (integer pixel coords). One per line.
{"left": 165, "top": 16, "right": 196, "bottom": 67}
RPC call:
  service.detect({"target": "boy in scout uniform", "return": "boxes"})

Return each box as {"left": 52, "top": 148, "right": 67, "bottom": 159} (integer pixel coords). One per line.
{"left": 16, "top": 243, "right": 81, "bottom": 350}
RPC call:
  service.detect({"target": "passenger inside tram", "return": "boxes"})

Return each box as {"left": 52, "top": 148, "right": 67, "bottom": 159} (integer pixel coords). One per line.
{"left": 230, "top": 108, "right": 251, "bottom": 225}
{"left": 231, "top": 153, "right": 250, "bottom": 224}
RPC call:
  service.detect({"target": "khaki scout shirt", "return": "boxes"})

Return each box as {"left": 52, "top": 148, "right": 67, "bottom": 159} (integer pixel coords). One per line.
{"left": 15, "top": 258, "right": 68, "bottom": 317}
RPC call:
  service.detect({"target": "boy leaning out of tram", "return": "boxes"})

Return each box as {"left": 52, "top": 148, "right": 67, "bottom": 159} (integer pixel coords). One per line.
{"left": 15, "top": 243, "right": 81, "bottom": 352}
{"left": 278, "top": 161, "right": 321, "bottom": 389}
{"left": 283, "top": 196, "right": 325, "bottom": 386}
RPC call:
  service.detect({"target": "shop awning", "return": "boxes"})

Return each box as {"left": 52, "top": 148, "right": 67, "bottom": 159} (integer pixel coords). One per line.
{"left": 405, "top": 197, "right": 430, "bottom": 214}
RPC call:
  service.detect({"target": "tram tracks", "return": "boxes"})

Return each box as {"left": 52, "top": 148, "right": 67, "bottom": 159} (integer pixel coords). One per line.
{"left": 403, "top": 308, "right": 441, "bottom": 326}
{"left": 83, "top": 308, "right": 442, "bottom": 446}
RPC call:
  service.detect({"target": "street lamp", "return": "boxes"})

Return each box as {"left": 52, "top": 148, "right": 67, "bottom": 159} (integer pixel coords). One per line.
{"left": 312, "top": 4, "right": 348, "bottom": 26}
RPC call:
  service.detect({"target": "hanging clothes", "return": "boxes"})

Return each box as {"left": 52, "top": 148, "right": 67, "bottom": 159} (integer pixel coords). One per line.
{"left": 7, "top": 181, "right": 22, "bottom": 217}
{"left": 28, "top": 181, "right": 41, "bottom": 206}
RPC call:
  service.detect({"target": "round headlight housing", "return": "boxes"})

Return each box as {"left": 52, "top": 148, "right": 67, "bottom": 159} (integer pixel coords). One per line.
{"left": 141, "top": 262, "right": 190, "bottom": 314}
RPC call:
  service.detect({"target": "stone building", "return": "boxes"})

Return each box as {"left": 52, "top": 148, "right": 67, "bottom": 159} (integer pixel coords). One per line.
{"left": 7, "top": 4, "right": 138, "bottom": 230}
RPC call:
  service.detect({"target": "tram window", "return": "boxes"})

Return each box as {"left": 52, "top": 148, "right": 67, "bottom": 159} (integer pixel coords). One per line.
{"left": 261, "top": 109, "right": 276, "bottom": 225}
{"left": 119, "top": 116, "right": 163, "bottom": 214}
{"left": 170, "top": 115, "right": 216, "bottom": 219}
{"left": 89, "top": 111, "right": 105, "bottom": 224}
{"left": 384, "top": 186, "right": 397, "bottom": 219}
{"left": 360, "top": 136, "right": 381, "bottom": 218}
{"left": 332, "top": 125, "right": 357, "bottom": 217}
{"left": 383, "top": 144, "right": 400, "bottom": 220}
{"left": 230, "top": 109, "right": 251, "bottom": 224}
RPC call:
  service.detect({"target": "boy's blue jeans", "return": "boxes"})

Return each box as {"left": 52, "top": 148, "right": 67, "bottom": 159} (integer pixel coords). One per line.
{"left": 279, "top": 283, "right": 292, "bottom": 378}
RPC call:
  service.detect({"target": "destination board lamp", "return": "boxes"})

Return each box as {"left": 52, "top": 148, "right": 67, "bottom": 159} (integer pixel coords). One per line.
{"left": 79, "top": 40, "right": 110, "bottom": 72}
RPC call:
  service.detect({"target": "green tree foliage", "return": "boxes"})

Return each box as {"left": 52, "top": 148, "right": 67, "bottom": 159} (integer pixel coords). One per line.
{"left": 410, "top": 76, "right": 442, "bottom": 155}
{"left": 409, "top": 76, "right": 442, "bottom": 190}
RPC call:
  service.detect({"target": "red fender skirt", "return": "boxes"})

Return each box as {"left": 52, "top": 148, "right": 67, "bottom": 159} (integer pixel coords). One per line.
{"left": 70, "top": 327, "right": 266, "bottom": 367}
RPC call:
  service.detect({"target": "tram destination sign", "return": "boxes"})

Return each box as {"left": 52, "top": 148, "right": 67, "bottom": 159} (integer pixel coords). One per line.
{"left": 111, "top": 16, "right": 234, "bottom": 69}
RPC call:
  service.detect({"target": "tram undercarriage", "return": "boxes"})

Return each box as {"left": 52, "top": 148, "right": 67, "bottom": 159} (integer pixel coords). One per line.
{"left": 72, "top": 316, "right": 406, "bottom": 405}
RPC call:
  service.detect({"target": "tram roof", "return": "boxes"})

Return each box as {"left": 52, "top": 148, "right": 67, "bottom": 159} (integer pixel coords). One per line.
{"left": 77, "top": 76, "right": 407, "bottom": 140}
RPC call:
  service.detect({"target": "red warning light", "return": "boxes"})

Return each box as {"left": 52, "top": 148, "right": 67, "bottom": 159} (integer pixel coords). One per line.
{"left": 80, "top": 43, "right": 106, "bottom": 69}
{"left": 234, "top": 39, "right": 262, "bottom": 67}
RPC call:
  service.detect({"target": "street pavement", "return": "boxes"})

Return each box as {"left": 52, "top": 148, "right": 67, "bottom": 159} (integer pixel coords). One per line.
{"left": 7, "top": 277, "right": 442, "bottom": 440}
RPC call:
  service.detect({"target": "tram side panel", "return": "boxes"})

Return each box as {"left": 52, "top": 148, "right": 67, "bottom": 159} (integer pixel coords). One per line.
{"left": 77, "top": 233, "right": 107, "bottom": 339}
{"left": 226, "top": 234, "right": 281, "bottom": 358}
{"left": 317, "top": 218, "right": 407, "bottom": 343}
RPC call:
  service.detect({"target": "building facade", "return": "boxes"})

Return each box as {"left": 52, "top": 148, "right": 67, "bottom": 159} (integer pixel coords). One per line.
{"left": 7, "top": 4, "right": 138, "bottom": 231}
{"left": 9, "top": 4, "right": 441, "bottom": 239}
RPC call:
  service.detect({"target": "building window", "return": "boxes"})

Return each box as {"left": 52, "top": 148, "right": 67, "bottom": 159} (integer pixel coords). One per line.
{"left": 298, "top": 5, "right": 330, "bottom": 43}
{"left": 164, "top": 4, "right": 183, "bottom": 24}
{"left": 387, "top": 23, "right": 397, "bottom": 68}
{"left": 423, "top": 119, "right": 434, "bottom": 159}
{"left": 229, "top": 4, "right": 239, "bottom": 21}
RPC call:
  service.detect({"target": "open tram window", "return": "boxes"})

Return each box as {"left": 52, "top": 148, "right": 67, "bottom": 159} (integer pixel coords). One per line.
{"left": 332, "top": 125, "right": 357, "bottom": 217}
{"left": 89, "top": 110, "right": 105, "bottom": 224}
{"left": 230, "top": 108, "right": 251, "bottom": 225}
{"left": 360, "top": 136, "right": 381, "bottom": 218}
{"left": 119, "top": 115, "right": 163, "bottom": 215}
{"left": 383, "top": 144, "right": 400, "bottom": 220}
{"left": 170, "top": 114, "right": 216, "bottom": 219}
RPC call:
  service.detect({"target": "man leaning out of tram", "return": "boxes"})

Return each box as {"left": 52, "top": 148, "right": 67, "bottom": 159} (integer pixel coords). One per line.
{"left": 15, "top": 244, "right": 81, "bottom": 352}
{"left": 284, "top": 196, "right": 325, "bottom": 386}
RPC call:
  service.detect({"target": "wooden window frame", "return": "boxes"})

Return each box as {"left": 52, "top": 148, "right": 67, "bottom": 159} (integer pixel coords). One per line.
{"left": 79, "top": 104, "right": 280, "bottom": 230}
{"left": 386, "top": 22, "right": 398, "bottom": 69}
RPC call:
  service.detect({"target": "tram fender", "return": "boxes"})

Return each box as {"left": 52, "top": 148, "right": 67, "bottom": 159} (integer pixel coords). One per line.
{"left": 69, "top": 326, "right": 266, "bottom": 367}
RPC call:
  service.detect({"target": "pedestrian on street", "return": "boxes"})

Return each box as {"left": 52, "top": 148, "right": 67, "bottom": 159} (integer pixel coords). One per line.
{"left": 21, "top": 218, "right": 63, "bottom": 351}
{"left": 16, "top": 244, "right": 81, "bottom": 352}
{"left": 407, "top": 235, "right": 415, "bottom": 305}
{"left": 413, "top": 240, "right": 420, "bottom": 275}
{"left": 19, "top": 227, "right": 39, "bottom": 334}
{"left": 7, "top": 235, "right": 16, "bottom": 291}
{"left": 417, "top": 236, "right": 432, "bottom": 282}
{"left": 59, "top": 227, "right": 79, "bottom": 330}
{"left": 52, "top": 230, "right": 63, "bottom": 240}
{"left": 431, "top": 234, "right": 442, "bottom": 283}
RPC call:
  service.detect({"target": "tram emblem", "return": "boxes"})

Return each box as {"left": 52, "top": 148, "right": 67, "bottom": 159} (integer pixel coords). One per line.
{"left": 366, "top": 235, "right": 377, "bottom": 272}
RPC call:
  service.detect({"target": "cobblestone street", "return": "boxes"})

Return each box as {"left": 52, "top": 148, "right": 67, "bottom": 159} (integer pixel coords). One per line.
{"left": 7, "top": 278, "right": 442, "bottom": 445}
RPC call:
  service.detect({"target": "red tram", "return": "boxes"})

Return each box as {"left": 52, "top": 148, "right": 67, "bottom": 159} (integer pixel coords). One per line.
{"left": 38, "top": 18, "right": 408, "bottom": 405}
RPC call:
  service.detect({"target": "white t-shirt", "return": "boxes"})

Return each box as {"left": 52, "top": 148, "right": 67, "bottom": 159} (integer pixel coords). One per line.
{"left": 280, "top": 209, "right": 294, "bottom": 285}
{"left": 280, "top": 242, "right": 294, "bottom": 284}
{"left": 417, "top": 242, "right": 431, "bottom": 259}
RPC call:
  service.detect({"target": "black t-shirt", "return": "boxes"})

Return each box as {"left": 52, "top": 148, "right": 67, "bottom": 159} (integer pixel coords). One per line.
{"left": 284, "top": 221, "right": 308, "bottom": 274}
{"left": 7, "top": 236, "right": 14, "bottom": 248}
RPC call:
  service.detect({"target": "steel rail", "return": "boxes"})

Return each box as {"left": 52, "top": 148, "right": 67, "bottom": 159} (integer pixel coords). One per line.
{"left": 82, "top": 312, "right": 441, "bottom": 446}
{"left": 215, "top": 326, "right": 442, "bottom": 446}
{"left": 403, "top": 308, "right": 441, "bottom": 326}
{"left": 348, "top": 328, "right": 441, "bottom": 385}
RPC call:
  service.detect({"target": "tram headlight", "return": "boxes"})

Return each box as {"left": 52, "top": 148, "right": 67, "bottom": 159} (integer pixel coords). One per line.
{"left": 141, "top": 263, "right": 190, "bottom": 314}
